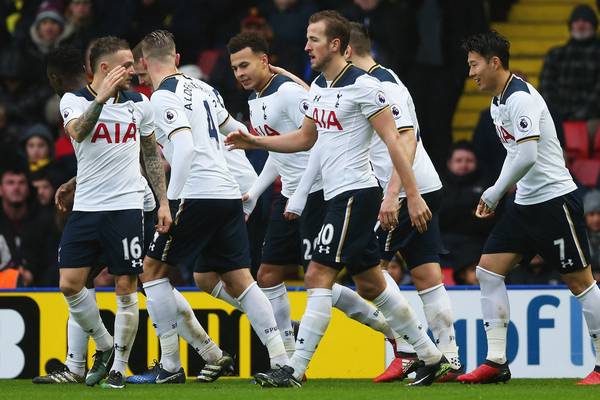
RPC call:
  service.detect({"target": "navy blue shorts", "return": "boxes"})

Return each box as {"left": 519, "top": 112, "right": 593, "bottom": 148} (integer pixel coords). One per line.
{"left": 147, "top": 198, "right": 250, "bottom": 273}
{"left": 59, "top": 209, "right": 145, "bottom": 275}
{"left": 261, "top": 190, "right": 327, "bottom": 268}
{"left": 377, "top": 189, "right": 443, "bottom": 269}
{"left": 483, "top": 190, "right": 590, "bottom": 274}
{"left": 143, "top": 209, "right": 156, "bottom": 253}
{"left": 311, "top": 187, "right": 381, "bottom": 275}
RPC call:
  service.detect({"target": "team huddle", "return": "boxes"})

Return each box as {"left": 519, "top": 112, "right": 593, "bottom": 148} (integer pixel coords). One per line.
{"left": 33, "top": 10, "right": 600, "bottom": 389}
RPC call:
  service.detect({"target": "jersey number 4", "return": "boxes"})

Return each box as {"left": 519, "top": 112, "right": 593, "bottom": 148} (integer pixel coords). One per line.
{"left": 203, "top": 100, "right": 219, "bottom": 147}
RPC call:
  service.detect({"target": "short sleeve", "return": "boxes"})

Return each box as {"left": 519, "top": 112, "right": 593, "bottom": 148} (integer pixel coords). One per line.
{"left": 138, "top": 93, "right": 155, "bottom": 137}
{"left": 383, "top": 82, "right": 414, "bottom": 130}
{"left": 151, "top": 90, "right": 191, "bottom": 140}
{"left": 281, "top": 82, "right": 310, "bottom": 128}
{"left": 59, "top": 93, "right": 86, "bottom": 127}
{"left": 509, "top": 93, "right": 541, "bottom": 144}
{"left": 356, "top": 75, "right": 389, "bottom": 120}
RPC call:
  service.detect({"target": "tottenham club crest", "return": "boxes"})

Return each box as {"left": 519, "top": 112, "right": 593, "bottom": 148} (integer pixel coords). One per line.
{"left": 164, "top": 109, "right": 178, "bottom": 124}
{"left": 376, "top": 91, "right": 387, "bottom": 106}
{"left": 127, "top": 105, "right": 136, "bottom": 123}
{"left": 62, "top": 108, "right": 72, "bottom": 119}
{"left": 390, "top": 104, "right": 401, "bottom": 119}
{"left": 517, "top": 115, "right": 532, "bottom": 132}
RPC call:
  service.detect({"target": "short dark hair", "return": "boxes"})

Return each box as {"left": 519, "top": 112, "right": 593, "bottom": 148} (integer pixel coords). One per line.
{"left": 308, "top": 10, "right": 350, "bottom": 55}
{"left": 348, "top": 22, "right": 371, "bottom": 56}
{"left": 462, "top": 31, "right": 510, "bottom": 70}
{"left": 448, "top": 140, "right": 476, "bottom": 159}
{"left": 132, "top": 41, "right": 143, "bottom": 63}
{"left": 227, "top": 31, "right": 269, "bottom": 55}
{"left": 89, "top": 36, "right": 130, "bottom": 73}
{"left": 141, "top": 30, "right": 176, "bottom": 61}
{"left": 46, "top": 46, "right": 85, "bottom": 77}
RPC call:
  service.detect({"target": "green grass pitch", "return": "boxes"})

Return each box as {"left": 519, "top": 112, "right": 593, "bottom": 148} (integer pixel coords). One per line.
{"left": 1, "top": 379, "right": 598, "bottom": 400}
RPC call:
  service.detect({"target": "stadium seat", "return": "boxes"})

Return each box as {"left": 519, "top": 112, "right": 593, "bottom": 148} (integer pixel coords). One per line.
{"left": 563, "top": 121, "right": 590, "bottom": 161}
{"left": 593, "top": 124, "right": 600, "bottom": 159}
{"left": 570, "top": 159, "right": 600, "bottom": 188}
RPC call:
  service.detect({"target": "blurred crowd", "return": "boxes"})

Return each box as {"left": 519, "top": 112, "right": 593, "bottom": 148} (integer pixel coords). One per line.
{"left": 0, "top": 0, "right": 599, "bottom": 288}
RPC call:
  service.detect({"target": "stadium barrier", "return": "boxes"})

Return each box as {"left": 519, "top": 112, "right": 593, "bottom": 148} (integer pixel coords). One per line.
{"left": 0, "top": 286, "right": 595, "bottom": 379}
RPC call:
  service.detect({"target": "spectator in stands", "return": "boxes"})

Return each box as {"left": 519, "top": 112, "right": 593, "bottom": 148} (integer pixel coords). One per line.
{"left": 0, "top": 45, "right": 50, "bottom": 127}
{"left": 261, "top": 0, "right": 317, "bottom": 78}
{"left": 30, "top": 170, "right": 57, "bottom": 207}
{"left": 405, "top": 0, "right": 488, "bottom": 169}
{"left": 540, "top": 5, "right": 600, "bottom": 128}
{"left": 0, "top": 162, "right": 60, "bottom": 287}
{"left": 439, "top": 141, "right": 496, "bottom": 272}
{"left": 60, "top": 0, "right": 99, "bottom": 50}
{"left": 584, "top": 189, "right": 600, "bottom": 281}
{"left": 20, "top": 123, "right": 69, "bottom": 184}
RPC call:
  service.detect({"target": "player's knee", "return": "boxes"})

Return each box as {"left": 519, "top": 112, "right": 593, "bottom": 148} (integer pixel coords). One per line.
{"left": 563, "top": 271, "right": 594, "bottom": 296}
{"left": 356, "top": 280, "right": 383, "bottom": 301}
{"left": 194, "top": 272, "right": 218, "bottom": 293}
{"left": 141, "top": 256, "right": 168, "bottom": 281}
{"left": 59, "top": 279, "right": 83, "bottom": 297}
{"left": 114, "top": 274, "right": 137, "bottom": 295}
{"left": 257, "top": 265, "right": 285, "bottom": 288}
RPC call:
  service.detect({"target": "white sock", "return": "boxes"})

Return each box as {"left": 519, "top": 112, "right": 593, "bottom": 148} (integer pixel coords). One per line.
{"left": 173, "top": 288, "right": 222, "bottom": 362}
{"left": 289, "top": 288, "right": 332, "bottom": 380}
{"left": 159, "top": 330, "right": 181, "bottom": 372}
{"left": 143, "top": 278, "right": 181, "bottom": 372}
{"left": 419, "top": 283, "right": 461, "bottom": 369}
{"left": 238, "top": 282, "right": 288, "bottom": 368}
{"left": 111, "top": 293, "right": 139, "bottom": 376}
{"left": 262, "top": 283, "right": 295, "bottom": 358}
{"left": 381, "top": 271, "right": 413, "bottom": 354}
{"left": 332, "top": 283, "right": 396, "bottom": 340}
{"left": 476, "top": 266, "right": 509, "bottom": 364}
{"left": 576, "top": 283, "right": 600, "bottom": 366}
{"left": 373, "top": 283, "right": 441, "bottom": 365}
{"left": 65, "top": 288, "right": 112, "bottom": 351}
{"left": 65, "top": 316, "right": 88, "bottom": 377}
{"left": 211, "top": 281, "right": 244, "bottom": 311}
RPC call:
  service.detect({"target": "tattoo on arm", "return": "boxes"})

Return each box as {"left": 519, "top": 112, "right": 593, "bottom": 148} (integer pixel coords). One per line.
{"left": 141, "top": 133, "right": 168, "bottom": 203}
{"left": 70, "top": 100, "right": 104, "bottom": 142}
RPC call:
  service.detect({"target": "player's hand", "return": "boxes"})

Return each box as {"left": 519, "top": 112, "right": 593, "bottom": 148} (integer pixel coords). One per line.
{"left": 55, "top": 179, "right": 76, "bottom": 212}
{"left": 95, "top": 66, "right": 128, "bottom": 103}
{"left": 242, "top": 192, "right": 257, "bottom": 222}
{"left": 476, "top": 187, "right": 498, "bottom": 218}
{"left": 155, "top": 202, "right": 172, "bottom": 233}
{"left": 378, "top": 196, "right": 400, "bottom": 231}
{"left": 269, "top": 64, "right": 288, "bottom": 76}
{"left": 283, "top": 211, "right": 300, "bottom": 221}
{"left": 225, "top": 129, "right": 259, "bottom": 151}
{"left": 406, "top": 194, "right": 431, "bottom": 233}
{"left": 475, "top": 199, "right": 495, "bottom": 219}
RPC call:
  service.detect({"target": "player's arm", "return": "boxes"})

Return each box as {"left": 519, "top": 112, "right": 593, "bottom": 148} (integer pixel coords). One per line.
{"left": 55, "top": 176, "right": 77, "bottom": 212}
{"left": 378, "top": 127, "right": 417, "bottom": 230}
{"left": 285, "top": 142, "right": 321, "bottom": 220}
{"left": 65, "top": 66, "right": 127, "bottom": 143}
{"left": 219, "top": 113, "right": 249, "bottom": 136}
{"left": 477, "top": 94, "right": 540, "bottom": 217}
{"left": 225, "top": 116, "right": 318, "bottom": 153}
{"left": 269, "top": 65, "right": 310, "bottom": 91}
{"left": 370, "top": 109, "right": 431, "bottom": 233}
{"left": 243, "top": 156, "right": 278, "bottom": 217}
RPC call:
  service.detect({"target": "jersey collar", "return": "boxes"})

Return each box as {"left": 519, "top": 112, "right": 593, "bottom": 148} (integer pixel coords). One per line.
{"left": 494, "top": 73, "right": 514, "bottom": 106}
{"left": 157, "top": 73, "right": 184, "bottom": 89}
{"left": 329, "top": 62, "right": 352, "bottom": 88}
{"left": 256, "top": 74, "right": 277, "bottom": 98}
{"left": 367, "top": 63, "right": 381, "bottom": 74}
{"left": 86, "top": 84, "right": 121, "bottom": 103}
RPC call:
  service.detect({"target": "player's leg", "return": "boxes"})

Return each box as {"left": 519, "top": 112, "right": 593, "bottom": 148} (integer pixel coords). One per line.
{"left": 354, "top": 265, "right": 447, "bottom": 386}
{"left": 99, "top": 209, "right": 145, "bottom": 389}
{"left": 548, "top": 192, "right": 600, "bottom": 384}
{"left": 257, "top": 193, "right": 302, "bottom": 358}
{"left": 195, "top": 271, "right": 243, "bottom": 310}
{"left": 58, "top": 212, "right": 114, "bottom": 386}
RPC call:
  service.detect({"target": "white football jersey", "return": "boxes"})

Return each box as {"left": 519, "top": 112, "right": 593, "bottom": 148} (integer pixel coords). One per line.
{"left": 60, "top": 86, "right": 153, "bottom": 211}
{"left": 490, "top": 75, "right": 576, "bottom": 205}
{"left": 305, "top": 64, "right": 383, "bottom": 200}
{"left": 194, "top": 79, "right": 257, "bottom": 194}
{"left": 248, "top": 74, "right": 322, "bottom": 198}
{"left": 151, "top": 74, "right": 239, "bottom": 199}
{"left": 367, "top": 64, "right": 442, "bottom": 197}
